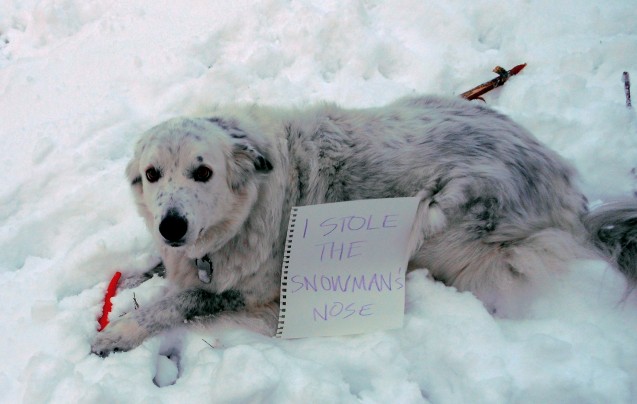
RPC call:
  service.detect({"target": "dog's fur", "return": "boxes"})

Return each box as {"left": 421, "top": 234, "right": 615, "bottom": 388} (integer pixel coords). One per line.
{"left": 91, "top": 95, "right": 637, "bottom": 356}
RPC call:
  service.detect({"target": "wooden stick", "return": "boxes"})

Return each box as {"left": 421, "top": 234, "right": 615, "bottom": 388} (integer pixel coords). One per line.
{"left": 460, "top": 63, "right": 527, "bottom": 101}
{"left": 623, "top": 72, "right": 632, "bottom": 107}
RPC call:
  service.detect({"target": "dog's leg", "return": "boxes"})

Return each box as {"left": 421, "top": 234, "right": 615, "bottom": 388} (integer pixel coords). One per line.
{"left": 91, "top": 289, "right": 244, "bottom": 357}
{"left": 407, "top": 177, "right": 483, "bottom": 261}
{"left": 196, "top": 301, "right": 280, "bottom": 336}
{"left": 406, "top": 190, "right": 448, "bottom": 257}
{"left": 118, "top": 262, "right": 166, "bottom": 290}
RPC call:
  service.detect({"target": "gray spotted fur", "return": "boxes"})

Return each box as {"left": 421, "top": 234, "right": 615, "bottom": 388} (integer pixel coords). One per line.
{"left": 91, "top": 95, "right": 637, "bottom": 356}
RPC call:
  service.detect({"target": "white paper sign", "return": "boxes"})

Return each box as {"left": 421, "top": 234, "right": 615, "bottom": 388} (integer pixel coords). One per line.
{"left": 276, "top": 197, "right": 420, "bottom": 338}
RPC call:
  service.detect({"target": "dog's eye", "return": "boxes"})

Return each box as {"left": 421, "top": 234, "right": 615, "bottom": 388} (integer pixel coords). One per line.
{"left": 192, "top": 166, "right": 213, "bottom": 182}
{"left": 145, "top": 167, "right": 161, "bottom": 183}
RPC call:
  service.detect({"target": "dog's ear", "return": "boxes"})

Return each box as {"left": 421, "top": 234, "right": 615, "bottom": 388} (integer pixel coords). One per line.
{"left": 208, "top": 116, "right": 274, "bottom": 191}
{"left": 226, "top": 139, "right": 274, "bottom": 191}
{"left": 125, "top": 142, "right": 155, "bottom": 228}
{"left": 126, "top": 153, "right": 143, "bottom": 198}
{"left": 232, "top": 141, "right": 274, "bottom": 172}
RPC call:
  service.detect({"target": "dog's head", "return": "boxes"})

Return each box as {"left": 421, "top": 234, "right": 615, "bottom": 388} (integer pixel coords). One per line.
{"left": 126, "top": 115, "right": 273, "bottom": 258}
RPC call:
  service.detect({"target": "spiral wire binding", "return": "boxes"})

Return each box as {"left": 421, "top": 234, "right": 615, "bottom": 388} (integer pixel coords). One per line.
{"left": 275, "top": 207, "right": 298, "bottom": 337}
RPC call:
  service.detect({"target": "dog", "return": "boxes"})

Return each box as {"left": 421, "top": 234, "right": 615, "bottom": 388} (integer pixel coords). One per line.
{"left": 91, "top": 95, "right": 637, "bottom": 356}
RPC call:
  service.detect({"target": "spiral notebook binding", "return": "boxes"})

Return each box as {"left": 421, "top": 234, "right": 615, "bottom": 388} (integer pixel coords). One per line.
{"left": 276, "top": 207, "right": 298, "bottom": 337}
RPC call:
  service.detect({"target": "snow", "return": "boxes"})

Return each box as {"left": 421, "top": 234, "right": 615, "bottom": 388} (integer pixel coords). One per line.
{"left": 1, "top": 0, "right": 636, "bottom": 402}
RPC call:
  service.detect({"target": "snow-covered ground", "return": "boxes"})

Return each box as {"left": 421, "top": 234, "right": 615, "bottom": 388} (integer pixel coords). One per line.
{"left": 1, "top": 0, "right": 637, "bottom": 402}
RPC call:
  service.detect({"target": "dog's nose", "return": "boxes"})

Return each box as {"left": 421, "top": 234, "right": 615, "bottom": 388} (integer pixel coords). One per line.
{"left": 159, "top": 211, "right": 188, "bottom": 243}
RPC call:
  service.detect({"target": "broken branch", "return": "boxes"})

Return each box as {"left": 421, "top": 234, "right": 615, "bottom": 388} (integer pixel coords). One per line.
{"left": 623, "top": 72, "right": 632, "bottom": 108}
{"left": 460, "top": 63, "right": 527, "bottom": 101}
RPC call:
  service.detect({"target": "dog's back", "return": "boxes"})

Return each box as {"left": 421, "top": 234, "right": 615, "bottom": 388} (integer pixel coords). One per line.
{"left": 282, "top": 96, "right": 636, "bottom": 315}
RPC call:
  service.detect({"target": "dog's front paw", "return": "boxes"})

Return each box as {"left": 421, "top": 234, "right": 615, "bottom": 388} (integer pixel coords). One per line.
{"left": 91, "top": 316, "right": 148, "bottom": 357}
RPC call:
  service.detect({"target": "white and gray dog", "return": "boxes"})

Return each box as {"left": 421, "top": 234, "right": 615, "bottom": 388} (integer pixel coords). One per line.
{"left": 91, "top": 95, "right": 637, "bottom": 356}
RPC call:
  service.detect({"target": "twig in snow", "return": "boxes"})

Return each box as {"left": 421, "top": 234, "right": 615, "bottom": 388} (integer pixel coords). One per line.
{"left": 623, "top": 72, "right": 632, "bottom": 107}
{"left": 460, "top": 63, "right": 527, "bottom": 101}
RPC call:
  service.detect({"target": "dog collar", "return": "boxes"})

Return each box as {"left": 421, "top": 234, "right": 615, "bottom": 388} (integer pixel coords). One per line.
{"left": 195, "top": 255, "right": 213, "bottom": 284}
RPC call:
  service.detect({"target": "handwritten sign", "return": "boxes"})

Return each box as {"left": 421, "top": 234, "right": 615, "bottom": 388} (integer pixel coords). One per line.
{"left": 276, "top": 197, "right": 420, "bottom": 338}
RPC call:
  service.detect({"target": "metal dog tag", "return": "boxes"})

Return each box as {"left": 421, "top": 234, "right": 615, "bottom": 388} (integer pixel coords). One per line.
{"left": 195, "top": 255, "right": 213, "bottom": 284}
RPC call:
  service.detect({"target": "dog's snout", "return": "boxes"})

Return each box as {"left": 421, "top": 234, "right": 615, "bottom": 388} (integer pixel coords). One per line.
{"left": 159, "top": 211, "right": 188, "bottom": 244}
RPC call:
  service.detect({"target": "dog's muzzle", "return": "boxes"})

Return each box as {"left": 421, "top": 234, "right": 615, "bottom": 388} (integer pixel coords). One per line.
{"left": 159, "top": 210, "right": 188, "bottom": 246}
